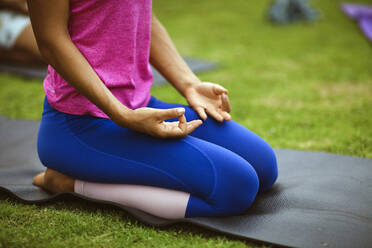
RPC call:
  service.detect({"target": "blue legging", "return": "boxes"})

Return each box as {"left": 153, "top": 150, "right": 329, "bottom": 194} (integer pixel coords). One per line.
{"left": 37, "top": 95, "right": 278, "bottom": 218}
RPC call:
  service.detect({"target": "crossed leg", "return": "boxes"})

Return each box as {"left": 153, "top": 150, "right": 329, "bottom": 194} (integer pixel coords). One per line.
{"left": 34, "top": 95, "right": 278, "bottom": 219}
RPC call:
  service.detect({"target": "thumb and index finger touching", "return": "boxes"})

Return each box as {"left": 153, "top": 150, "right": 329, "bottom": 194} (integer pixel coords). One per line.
{"left": 156, "top": 107, "right": 202, "bottom": 136}
{"left": 156, "top": 107, "right": 185, "bottom": 121}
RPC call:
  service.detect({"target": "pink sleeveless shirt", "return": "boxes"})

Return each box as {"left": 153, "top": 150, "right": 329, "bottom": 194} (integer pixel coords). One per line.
{"left": 43, "top": 0, "right": 153, "bottom": 118}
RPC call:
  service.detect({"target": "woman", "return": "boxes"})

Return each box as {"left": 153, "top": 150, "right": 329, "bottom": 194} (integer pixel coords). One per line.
{"left": 28, "top": 0, "right": 278, "bottom": 219}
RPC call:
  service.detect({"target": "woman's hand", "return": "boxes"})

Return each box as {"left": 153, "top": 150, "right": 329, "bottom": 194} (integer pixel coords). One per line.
{"left": 184, "top": 82, "right": 231, "bottom": 122}
{"left": 114, "top": 107, "right": 203, "bottom": 139}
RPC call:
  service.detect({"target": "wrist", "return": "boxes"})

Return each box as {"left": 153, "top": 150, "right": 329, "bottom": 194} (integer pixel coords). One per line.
{"left": 180, "top": 78, "right": 202, "bottom": 98}
{"left": 111, "top": 105, "right": 135, "bottom": 128}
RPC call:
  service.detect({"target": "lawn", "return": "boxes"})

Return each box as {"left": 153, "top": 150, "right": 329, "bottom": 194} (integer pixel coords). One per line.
{"left": 0, "top": 0, "right": 371, "bottom": 247}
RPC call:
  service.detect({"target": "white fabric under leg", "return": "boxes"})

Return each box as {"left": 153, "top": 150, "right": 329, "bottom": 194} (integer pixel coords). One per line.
{"left": 74, "top": 180, "right": 190, "bottom": 219}
{"left": 0, "top": 10, "right": 30, "bottom": 49}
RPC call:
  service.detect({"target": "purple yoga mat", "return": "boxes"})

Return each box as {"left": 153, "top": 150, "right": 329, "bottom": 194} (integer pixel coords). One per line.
{"left": 341, "top": 3, "right": 372, "bottom": 42}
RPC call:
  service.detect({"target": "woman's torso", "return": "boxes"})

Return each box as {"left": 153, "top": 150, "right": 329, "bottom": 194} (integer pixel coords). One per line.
{"left": 44, "top": 0, "right": 153, "bottom": 118}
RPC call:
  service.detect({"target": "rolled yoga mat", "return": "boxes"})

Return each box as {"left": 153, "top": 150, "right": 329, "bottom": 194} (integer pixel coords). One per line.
{"left": 0, "top": 115, "right": 371, "bottom": 248}
{"left": 0, "top": 57, "right": 218, "bottom": 85}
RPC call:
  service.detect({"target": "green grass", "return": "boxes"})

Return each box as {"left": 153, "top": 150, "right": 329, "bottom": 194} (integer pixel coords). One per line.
{"left": 0, "top": 198, "right": 265, "bottom": 248}
{"left": 0, "top": 0, "right": 371, "bottom": 247}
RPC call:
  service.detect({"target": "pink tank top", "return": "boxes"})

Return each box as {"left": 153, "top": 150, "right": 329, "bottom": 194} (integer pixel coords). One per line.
{"left": 43, "top": 0, "right": 153, "bottom": 118}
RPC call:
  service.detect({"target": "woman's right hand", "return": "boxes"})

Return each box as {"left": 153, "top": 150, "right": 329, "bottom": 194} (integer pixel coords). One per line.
{"left": 114, "top": 107, "right": 203, "bottom": 139}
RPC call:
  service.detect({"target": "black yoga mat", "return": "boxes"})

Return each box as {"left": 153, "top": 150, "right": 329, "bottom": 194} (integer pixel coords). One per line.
{"left": 0, "top": 57, "right": 217, "bottom": 85}
{"left": 0, "top": 115, "right": 371, "bottom": 248}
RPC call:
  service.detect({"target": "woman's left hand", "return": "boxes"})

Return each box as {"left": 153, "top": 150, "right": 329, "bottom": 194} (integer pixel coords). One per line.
{"left": 184, "top": 82, "right": 231, "bottom": 122}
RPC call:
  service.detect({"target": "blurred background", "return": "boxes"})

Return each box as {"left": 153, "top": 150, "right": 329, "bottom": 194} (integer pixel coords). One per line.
{"left": 1, "top": 0, "right": 371, "bottom": 159}
{"left": 0, "top": 1, "right": 371, "bottom": 247}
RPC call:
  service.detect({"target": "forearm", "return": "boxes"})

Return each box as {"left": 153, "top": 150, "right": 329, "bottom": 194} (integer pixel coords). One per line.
{"left": 149, "top": 13, "right": 201, "bottom": 97}
{"left": 38, "top": 38, "right": 132, "bottom": 123}
{"left": 27, "top": 0, "right": 132, "bottom": 125}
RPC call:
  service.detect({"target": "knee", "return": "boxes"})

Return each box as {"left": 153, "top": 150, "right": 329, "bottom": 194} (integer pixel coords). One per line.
{"left": 229, "top": 173, "right": 259, "bottom": 216}
{"left": 214, "top": 160, "right": 260, "bottom": 217}
{"left": 258, "top": 144, "right": 278, "bottom": 192}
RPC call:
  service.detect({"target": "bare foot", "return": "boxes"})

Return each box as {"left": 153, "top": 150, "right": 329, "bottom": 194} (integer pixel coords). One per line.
{"left": 33, "top": 168, "right": 75, "bottom": 193}
{"left": 33, "top": 171, "right": 46, "bottom": 188}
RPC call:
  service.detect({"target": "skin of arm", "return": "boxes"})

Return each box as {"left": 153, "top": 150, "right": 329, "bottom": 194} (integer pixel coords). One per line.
{"left": 27, "top": 0, "right": 131, "bottom": 123}
{"left": 149, "top": 12, "right": 201, "bottom": 97}
{"left": 27, "top": 0, "right": 202, "bottom": 138}
{"left": 149, "top": 12, "right": 231, "bottom": 122}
